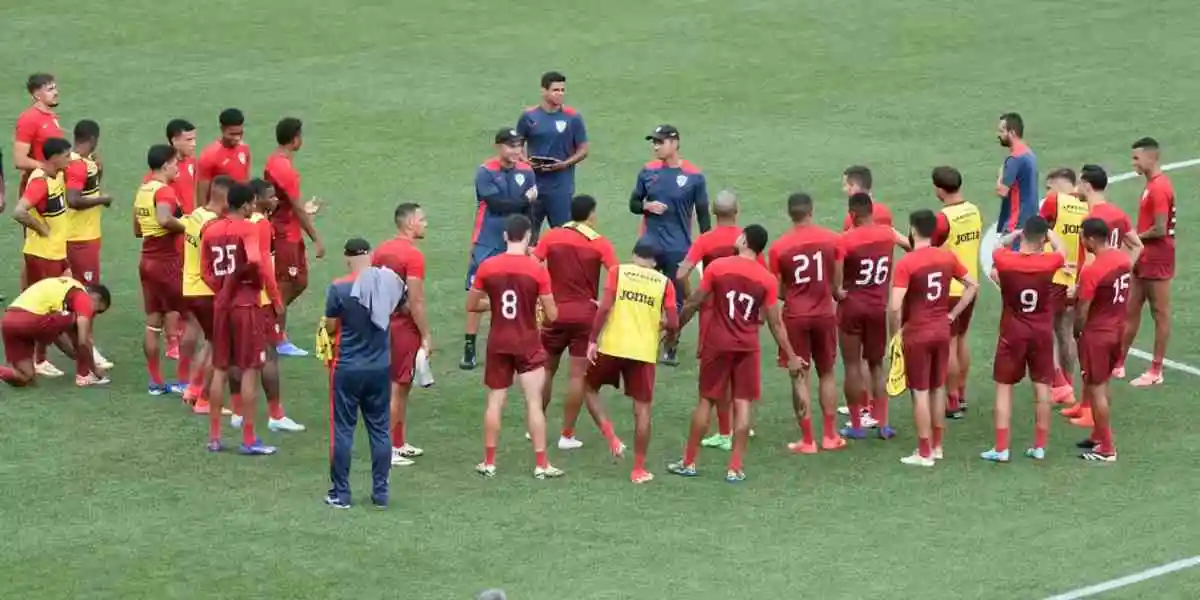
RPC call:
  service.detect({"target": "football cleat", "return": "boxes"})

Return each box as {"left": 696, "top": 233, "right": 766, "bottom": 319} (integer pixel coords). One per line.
{"left": 557, "top": 437, "right": 583, "bottom": 450}
{"left": 1130, "top": 370, "right": 1163, "bottom": 387}
{"left": 324, "top": 495, "right": 351, "bottom": 509}
{"left": 877, "top": 425, "right": 897, "bottom": 440}
{"left": 787, "top": 440, "right": 818, "bottom": 454}
{"left": 238, "top": 439, "right": 277, "bottom": 456}
{"left": 701, "top": 434, "right": 732, "bottom": 451}
{"left": 725, "top": 469, "right": 746, "bottom": 483}
{"left": 667, "top": 460, "right": 697, "bottom": 477}
{"left": 1080, "top": 450, "right": 1117, "bottom": 463}
{"left": 397, "top": 443, "right": 424, "bottom": 457}
{"left": 268, "top": 416, "right": 306, "bottom": 432}
{"left": 630, "top": 469, "right": 655, "bottom": 484}
{"left": 1024, "top": 447, "right": 1046, "bottom": 460}
{"left": 900, "top": 453, "right": 935, "bottom": 467}
{"left": 35, "top": 361, "right": 65, "bottom": 378}
{"left": 475, "top": 462, "right": 497, "bottom": 477}
{"left": 980, "top": 448, "right": 1010, "bottom": 463}
{"left": 276, "top": 341, "right": 309, "bottom": 357}
{"left": 391, "top": 449, "right": 415, "bottom": 466}
{"left": 76, "top": 373, "right": 111, "bottom": 387}
{"left": 534, "top": 464, "right": 565, "bottom": 479}
{"left": 839, "top": 426, "right": 867, "bottom": 440}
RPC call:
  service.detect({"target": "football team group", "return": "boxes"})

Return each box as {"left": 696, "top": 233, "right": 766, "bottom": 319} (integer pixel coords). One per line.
{"left": 1, "top": 71, "right": 1177, "bottom": 486}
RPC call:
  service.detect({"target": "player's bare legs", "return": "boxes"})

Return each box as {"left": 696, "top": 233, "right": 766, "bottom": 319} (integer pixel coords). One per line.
{"left": 541, "top": 352, "right": 562, "bottom": 411}
{"left": 901, "top": 389, "right": 935, "bottom": 467}
{"left": 946, "top": 337, "right": 967, "bottom": 418}
{"left": 258, "top": 348, "right": 301, "bottom": 432}
{"left": 866, "top": 360, "right": 891, "bottom": 437}
{"left": 165, "top": 310, "right": 183, "bottom": 360}
{"left": 670, "top": 397, "right": 713, "bottom": 476}
{"left": 1030, "top": 382, "right": 1052, "bottom": 458}
{"left": 1080, "top": 382, "right": 1116, "bottom": 461}
{"left": 461, "top": 297, "right": 489, "bottom": 370}
{"left": 1116, "top": 279, "right": 1146, "bottom": 379}
{"left": 0, "top": 358, "right": 37, "bottom": 387}
{"left": 206, "top": 368, "right": 228, "bottom": 451}
{"left": 1052, "top": 310, "right": 1078, "bottom": 404}
{"left": 276, "top": 281, "right": 306, "bottom": 353}
{"left": 787, "top": 369, "right": 817, "bottom": 454}
{"left": 236, "top": 366, "right": 274, "bottom": 454}
{"left": 517, "top": 367, "right": 562, "bottom": 478}
{"left": 983, "top": 383, "right": 1014, "bottom": 462}
{"left": 143, "top": 313, "right": 170, "bottom": 395}
{"left": 1131, "top": 280, "right": 1170, "bottom": 386}
{"left": 701, "top": 399, "right": 734, "bottom": 450}
{"left": 726, "top": 398, "right": 752, "bottom": 482}
{"left": 478, "top": 388, "right": 506, "bottom": 475}
{"left": 931, "top": 387, "right": 947, "bottom": 458}
{"left": 178, "top": 320, "right": 203, "bottom": 404}
{"left": 838, "top": 332, "right": 868, "bottom": 439}
{"left": 630, "top": 400, "right": 653, "bottom": 483}
{"left": 555, "top": 357, "right": 619, "bottom": 452}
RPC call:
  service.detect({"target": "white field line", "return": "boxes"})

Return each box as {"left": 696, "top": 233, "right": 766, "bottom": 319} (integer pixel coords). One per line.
{"left": 980, "top": 158, "right": 1200, "bottom": 376}
{"left": 1044, "top": 555, "right": 1200, "bottom": 600}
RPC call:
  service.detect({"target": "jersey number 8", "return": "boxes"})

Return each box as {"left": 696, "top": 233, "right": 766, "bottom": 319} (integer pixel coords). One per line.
{"left": 500, "top": 289, "right": 519, "bottom": 320}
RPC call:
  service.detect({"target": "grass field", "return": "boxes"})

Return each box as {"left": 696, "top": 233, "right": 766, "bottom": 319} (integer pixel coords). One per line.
{"left": 2, "top": 1, "right": 1200, "bottom": 598}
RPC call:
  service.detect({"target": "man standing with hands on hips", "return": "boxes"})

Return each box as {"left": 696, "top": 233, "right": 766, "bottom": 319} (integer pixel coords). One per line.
{"left": 517, "top": 71, "right": 588, "bottom": 237}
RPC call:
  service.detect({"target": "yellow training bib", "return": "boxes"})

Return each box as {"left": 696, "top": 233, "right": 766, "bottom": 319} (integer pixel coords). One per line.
{"left": 10, "top": 277, "right": 85, "bottom": 315}
{"left": 67, "top": 152, "right": 103, "bottom": 242}
{"left": 596, "top": 264, "right": 670, "bottom": 363}
{"left": 182, "top": 207, "right": 218, "bottom": 297}
{"left": 22, "top": 169, "right": 69, "bottom": 260}
{"left": 1048, "top": 193, "right": 1087, "bottom": 287}
{"left": 941, "top": 201, "right": 982, "bottom": 297}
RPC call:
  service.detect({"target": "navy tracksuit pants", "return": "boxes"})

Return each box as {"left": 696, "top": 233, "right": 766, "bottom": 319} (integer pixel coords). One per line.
{"left": 328, "top": 367, "right": 391, "bottom": 505}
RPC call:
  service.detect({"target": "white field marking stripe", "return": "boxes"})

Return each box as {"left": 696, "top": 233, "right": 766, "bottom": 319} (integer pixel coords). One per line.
{"left": 1127, "top": 348, "right": 1200, "bottom": 377}
{"left": 1044, "top": 556, "right": 1200, "bottom": 600}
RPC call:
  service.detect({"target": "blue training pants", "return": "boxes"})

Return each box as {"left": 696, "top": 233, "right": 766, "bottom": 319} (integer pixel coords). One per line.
{"left": 329, "top": 366, "right": 391, "bottom": 506}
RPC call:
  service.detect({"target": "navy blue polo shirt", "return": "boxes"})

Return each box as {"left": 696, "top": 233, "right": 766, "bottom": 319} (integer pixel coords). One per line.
{"left": 516, "top": 105, "right": 587, "bottom": 189}
{"left": 628, "top": 159, "right": 710, "bottom": 252}
{"left": 325, "top": 274, "right": 389, "bottom": 372}
{"left": 472, "top": 158, "right": 537, "bottom": 251}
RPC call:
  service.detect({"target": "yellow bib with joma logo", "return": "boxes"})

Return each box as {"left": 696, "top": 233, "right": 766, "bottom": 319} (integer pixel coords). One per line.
{"left": 10, "top": 277, "right": 84, "bottom": 315}
{"left": 1047, "top": 193, "right": 1087, "bottom": 287}
{"left": 597, "top": 264, "right": 671, "bottom": 363}
{"left": 22, "top": 168, "right": 69, "bottom": 260}
{"left": 941, "top": 201, "right": 982, "bottom": 297}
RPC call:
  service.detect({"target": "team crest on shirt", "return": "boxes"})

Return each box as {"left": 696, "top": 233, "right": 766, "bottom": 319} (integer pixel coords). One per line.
{"left": 555, "top": 120, "right": 567, "bottom": 133}
{"left": 188, "top": 164, "right": 195, "bottom": 176}
{"left": 237, "top": 152, "right": 247, "bottom": 164}
{"left": 288, "top": 266, "right": 299, "bottom": 277}
{"left": 515, "top": 173, "right": 526, "bottom": 186}
{"left": 83, "top": 271, "right": 93, "bottom": 283}
{"left": 676, "top": 175, "right": 688, "bottom": 188}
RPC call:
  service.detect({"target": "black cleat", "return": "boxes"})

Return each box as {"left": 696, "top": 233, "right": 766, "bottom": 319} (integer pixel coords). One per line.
{"left": 460, "top": 344, "right": 477, "bottom": 370}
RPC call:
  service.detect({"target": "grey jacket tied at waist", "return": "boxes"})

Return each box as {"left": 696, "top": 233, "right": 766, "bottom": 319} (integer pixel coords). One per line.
{"left": 350, "top": 266, "right": 408, "bottom": 330}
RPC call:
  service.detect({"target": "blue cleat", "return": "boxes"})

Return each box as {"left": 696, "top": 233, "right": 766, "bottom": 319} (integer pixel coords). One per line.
{"left": 839, "top": 426, "right": 867, "bottom": 440}
{"left": 725, "top": 469, "right": 746, "bottom": 483}
{"left": 166, "top": 381, "right": 189, "bottom": 395}
{"left": 667, "top": 460, "right": 697, "bottom": 477}
{"left": 980, "top": 448, "right": 1010, "bottom": 463}
{"left": 206, "top": 440, "right": 223, "bottom": 453}
{"left": 239, "top": 439, "right": 278, "bottom": 456}
{"left": 148, "top": 383, "right": 169, "bottom": 396}
{"left": 877, "top": 425, "right": 897, "bottom": 440}
{"left": 1024, "top": 447, "right": 1046, "bottom": 461}
{"left": 276, "top": 341, "right": 309, "bottom": 357}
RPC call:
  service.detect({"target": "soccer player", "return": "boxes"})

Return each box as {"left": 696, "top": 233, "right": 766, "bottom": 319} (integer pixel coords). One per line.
{"left": 533, "top": 195, "right": 620, "bottom": 451}
{"left": 889, "top": 209, "right": 978, "bottom": 467}
{"left": 197, "top": 108, "right": 250, "bottom": 203}
{"left": 930, "top": 166, "right": 982, "bottom": 418}
{"left": 0, "top": 278, "right": 110, "bottom": 387}
{"left": 266, "top": 117, "right": 325, "bottom": 356}
{"left": 466, "top": 215, "right": 563, "bottom": 479}
{"left": 165, "top": 119, "right": 198, "bottom": 214}
{"left": 995, "top": 112, "right": 1038, "bottom": 235}
{"left": 371, "top": 202, "right": 433, "bottom": 466}
{"left": 13, "top": 74, "right": 63, "bottom": 191}
{"left": 1122, "top": 137, "right": 1176, "bottom": 387}
{"left": 585, "top": 237, "right": 679, "bottom": 483}
{"left": 134, "top": 144, "right": 187, "bottom": 396}
{"left": 1039, "top": 168, "right": 1088, "bottom": 404}
{"left": 1074, "top": 218, "right": 1137, "bottom": 462}
{"left": 628, "top": 124, "right": 711, "bottom": 328}
{"left": 180, "top": 176, "right": 231, "bottom": 413}
{"left": 982, "top": 217, "right": 1065, "bottom": 462}
{"left": 841, "top": 165, "right": 892, "bottom": 230}
{"left": 202, "top": 183, "right": 275, "bottom": 455}
{"left": 670, "top": 225, "right": 804, "bottom": 482}
{"left": 64, "top": 120, "right": 111, "bottom": 285}
{"left": 769, "top": 192, "right": 844, "bottom": 453}
{"left": 518, "top": 71, "right": 589, "bottom": 235}
{"left": 460, "top": 128, "right": 538, "bottom": 370}
{"left": 836, "top": 192, "right": 909, "bottom": 440}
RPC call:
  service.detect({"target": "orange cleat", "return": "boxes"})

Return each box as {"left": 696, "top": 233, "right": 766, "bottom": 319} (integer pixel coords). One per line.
{"left": 630, "top": 469, "right": 655, "bottom": 484}
{"left": 165, "top": 342, "right": 180, "bottom": 361}
{"left": 787, "top": 440, "right": 819, "bottom": 454}
{"left": 1061, "top": 403, "right": 1084, "bottom": 418}
{"left": 1068, "top": 408, "right": 1094, "bottom": 428}
{"left": 192, "top": 399, "right": 211, "bottom": 414}
{"left": 821, "top": 436, "right": 848, "bottom": 451}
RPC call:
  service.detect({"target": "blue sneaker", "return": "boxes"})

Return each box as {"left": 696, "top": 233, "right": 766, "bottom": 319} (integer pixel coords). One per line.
{"left": 980, "top": 448, "right": 1010, "bottom": 463}
{"left": 148, "top": 383, "right": 169, "bottom": 396}
{"left": 206, "top": 440, "right": 223, "bottom": 453}
{"left": 276, "top": 341, "right": 309, "bottom": 357}
{"left": 166, "top": 381, "right": 188, "bottom": 395}
{"left": 325, "top": 494, "right": 351, "bottom": 509}
{"left": 725, "top": 469, "right": 746, "bottom": 483}
{"left": 839, "top": 426, "right": 867, "bottom": 439}
{"left": 239, "top": 439, "right": 278, "bottom": 456}
{"left": 1024, "top": 447, "right": 1046, "bottom": 460}
{"left": 877, "top": 425, "right": 897, "bottom": 440}
{"left": 667, "top": 460, "right": 697, "bottom": 477}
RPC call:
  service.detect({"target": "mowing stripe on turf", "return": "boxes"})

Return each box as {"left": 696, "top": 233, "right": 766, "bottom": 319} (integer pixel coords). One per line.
{"left": 1044, "top": 555, "right": 1200, "bottom": 600}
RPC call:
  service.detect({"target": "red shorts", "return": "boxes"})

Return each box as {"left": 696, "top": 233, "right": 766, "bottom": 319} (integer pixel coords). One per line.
{"left": 66, "top": 239, "right": 102, "bottom": 284}
{"left": 274, "top": 239, "right": 309, "bottom": 288}
{"left": 993, "top": 333, "right": 1056, "bottom": 385}
{"left": 390, "top": 320, "right": 421, "bottom": 385}
{"left": 23, "top": 254, "right": 68, "bottom": 288}
{"left": 139, "top": 258, "right": 183, "bottom": 315}
{"left": 540, "top": 320, "right": 591, "bottom": 358}
{"left": 837, "top": 304, "right": 887, "bottom": 363}
{"left": 211, "top": 306, "right": 266, "bottom": 370}
{"left": 949, "top": 296, "right": 975, "bottom": 337}
{"left": 699, "top": 350, "right": 761, "bottom": 401}
{"left": 779, "top": 316, "right": 837, "bottom": 375}
{"left": 1134, "top": 257, "right": 1174, "bottom": 280}
{"left": 902, "top": 336, "right": 950, "bottom": 391}
{"left": 585, "top": 353, "right": 656, "bottom": 403}
{"left": 2, "top": 309, "right": 71, "bottom": 365}
{"left": 484, "top": 346, "right": 548, "bottom": 390}
{"left": 1049, "top": 284, "right": 1072, "bottom": 314}
{"left": 259, "top": 305, "right": 282, "bottom": 346}
{"left": 184, "top": 296, "right": 215, "bottom": 340}
{"left": 1079, "top": 331, "right": 1122, "bottom": 386}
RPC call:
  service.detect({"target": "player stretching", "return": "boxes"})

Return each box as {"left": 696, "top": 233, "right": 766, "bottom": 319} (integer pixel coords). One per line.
{"left": 0, "top": 278, "right": 110, "bottom": 387}
{"left": 461, "top": 128, "right": 538, "bottom": 370}
{"left": 1074, "top": 218, "right": 1137, "bottom": 462}
{"left": 180, "top": 176, "right": 230, "bottom": 413}
{"left": 982, "top": 217, "right": 1065, "bottom": 462}
{"left": 1121, "top": 138, "right": 1176, "bottom": 387}
{"left": 533, "top": 195, "right": 620, "bottom": 450}
{"left": 931, "top": 166, "right": 982, "bottom": 418}
{"left": 372, "top": 202, "right": 432, "bottom": 465}
{"left": 518, "top": 71, "right": 589, "bottom": 236}
{"left": 836, "top": 193, "right": 909, "bottom": 440}
{"left": 64, "top": 120, "right": 114, "bottom": 370}
{"left": 586, "top": 238, "right": 679, "bottom": 483}
{"left": 889, "top": 210, "right": 978, "bottom": 467}
{"left": 769, "top": 192, "right": 844, "bottom": 453}
{"left": 467, "top": 215, "right": 563, "bottom": 479}
{"left": 1039, "top": 169, "right": 1087, "bottom": 404}
{"left": 202, "top": 183, "right": 275, "bottom": 455}
{"left": 671, "top": 225, "right": 803, "bottom": 482}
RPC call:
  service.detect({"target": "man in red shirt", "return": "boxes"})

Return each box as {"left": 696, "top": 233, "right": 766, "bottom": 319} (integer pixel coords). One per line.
{"left": 1074, "top": 218, "right": 1136, "bottom": 462}
{"left": 371, "top": 202, "right": 433, "bottom": 466}
{"left": 0, "top": 280, "right": 111, "bottom": 388}
{"left": 265, "top": 117, "right": 326, "bottom": 357}
{"left": 466, "top": 215, "right": 563, "bottom": 479}
{"left": 13, "top": 73, "right": 63, "bottom": 193}
{"left": 166, "top": 119, "right": 198, "bottom": 214}
{"left": 889, "top": 209, "right": 978, "bottom": 467}
{"left": 670, "top": 225, "right": 803, "bottom": 483}
{"left": 532, "top": 195, "right": 621, "bottom": 452}
{"left": 982, "top": 217, "right": 1065, "bottom": 462}
{"left": 768, "top": 192, "right": 844, "bottom": 453}
{"left": 841, "top": 165, "right": 893, "bottom": 231}
{"left": 1123, "top": 138, "right": 1176, "bottom": 387}
{"left": 197, "top": 108, "right": 250, "bottom": 200}
{"left": 202, "top": 183, "right": 275, "bottom": 456}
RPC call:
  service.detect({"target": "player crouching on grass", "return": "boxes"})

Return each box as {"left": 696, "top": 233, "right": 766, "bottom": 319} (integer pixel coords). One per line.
{"left": 0, "top": 278, "right": 111, "bottom": 387}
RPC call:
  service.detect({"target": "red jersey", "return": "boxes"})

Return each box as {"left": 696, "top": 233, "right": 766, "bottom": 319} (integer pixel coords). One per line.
{"left": 265, "top": 151, "right": 303, "bottom": 243}
{"left": 251, "top": 214, "right": 282, "bottom": 307}
{"left": 472, "top": 253, "right": 551, "bottom": 354}
{"left": 532, "top": 226, "right": 618, "bottom": 324}
{"left": 1078, "top": 249, "right": 1132, "bottom": 335}
{"left": 698, "top": 255, "right": 779, "bottom": 353}
{"left": 1137, "top": 173, "right": 1176, "bottom": 265}
{"left": 993, "top": 249, "right": 1064, "bottom": 339}
{"left": 14, "top": 106, "right": 63, "bottom": 162}
{"left": 768, "top": 223, "right": 841, "bottom": 320}
{"left": 842, "top": 201, "right": 893, "bottom": 231}
{"left": 838, "top": 223, "right": 896, "bottom": 313}
{"left": 142, "top": 157, "right": 198, "bottom": 214}
{"left": 372, "top": 237, "right": 426, "bottom": 331}
{"left": 198, "top": 140, "right": 251, "bottom": 184}
{"left": 685, "top": 225, "right": 766, "bottom": 268}
{"left": 894, "top": 246, "right": 967, "bottom": 343}
{"left": 1078, "top": 202, "right": 1132, "bottom": 272}
{"left": 201, "top": 217, "right": 262, "bottom": 308}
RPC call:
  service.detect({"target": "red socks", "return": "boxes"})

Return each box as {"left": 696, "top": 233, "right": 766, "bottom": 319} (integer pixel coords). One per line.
{"left": 683, "top": 429, "right": 701, "bottom": 465}
{"left": 716, "top": 403, "right": 732, "bottom": 436}
{"left": 241, "top": 412, "right": 256, "bottom": 446}
{"left": 947, "top": 394, "right": 961, "bottom": 412}
{"left": 848, "top": 402, "right": 863, "bottom": 429}
{"left": 995, "top": 428, "right": 1010, "bottom": 452}
{"left": 822, "top": 413, "right": 837, "bottom": 439}
{"left": 799, "top": 416, "right": 814, "bottom": 445}
{"left": 484, "top": 446, "right": 496, "bottom": 465}
{"left": 599, "top": 420, "right": 619, "bottom": 445}
{"left": 392, "top": 421, "right": 405, "bottom": 448}
{"left": 146, "top": 355, "right": 163, "bottom": 386}
{"left": 561, "top": 427, "right": 575, "bottom": 439}
{"left": 932, "top": 426, "right": 944, "bottom": 449}
{"left": 872, "top": 397, "right": 889, "bottom": 427}
{"left": 1053, "top": 369, "right": 1070, "bottom": 388}
{"left": 267, "top": 397, "right": 285, "bottom": 421}
{"left": 633, "top": 452, "right": 646, "bottom": 472}
{"left": 1034, "top": 427, "right": 1048, "bottom": 449}
{"left": 534, "top": 450, "right": 549, "bottom": 469}
{"left": 208, "top": 402, "right": 222, "bottom": 441}
{"left": 231, "top": 393, "right": 242, "bottom": 416}
{"left": 917, "top": 437, "right": 932, "bottom": 458}
{"left": 728, "top": 447, "right": 743, "bottom": 472}
{"left": 1151, "top": 359, "right": 1163, "bottom": 373}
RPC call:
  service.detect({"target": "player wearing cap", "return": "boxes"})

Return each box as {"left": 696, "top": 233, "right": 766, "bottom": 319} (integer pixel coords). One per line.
{"left": 995, "top": 112, "right": 1039, "bottom": 235}
{"left": 460, "top": 128, "right": 538, "bottom": 371}
{"left": 0, "top": 278, "right": 110, "bottom": 388}
{"left": 517, "top": 71, "right": 589, "bottom": 236}
{"left": 930, "top": 166, "right": 982, "bottom": 419}
{"left": 628, "top": 125, "right": 710, "bottom": 326}
{"left": 1039, "top": 168, "right": 1088, "bottom": 404}
{"left": 841, "top": 165, "right": 892, "bottom": 230}
{"left": 13, "top": 73, "right": 64, "bottom": 193}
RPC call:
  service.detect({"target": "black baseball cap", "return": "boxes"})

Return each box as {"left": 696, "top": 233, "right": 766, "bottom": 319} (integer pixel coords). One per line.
{"left": 632, "top": 237, "right": 662, "bottom": 259}
{"left": 344, "top": 238, "right": 371, "bottom": 257}
{"left": 645, "top": 124, "right": 680, "bottom": 141}
{"left": 494, "top": 128, "right": 524, "bottom": 145}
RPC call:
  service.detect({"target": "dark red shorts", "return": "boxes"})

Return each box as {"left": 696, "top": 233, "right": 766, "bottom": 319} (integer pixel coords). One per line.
{"left": 66, "top": 239, "right": 102, "bottom": 284}
{"left": 779, "top": 316, "right": 837, "bottom": 375}
{"left": 1134, "top": 257, "right": 1174, "bottom": 281}
{"left": 993, "top": 333, "right": 1056, "bottom": 385}
{"left": 23, "top": 254, "right": 68, "bottom": 288}
{"left": 1048, "top": 283, "right": 1072, "bottom": 314}
{"left": 274, "top": 239, "right": 309, "bottom": 288}
{"left": 541, "top": 320, "right": 591, "bottom": 358}
{"left": 184, "top": 296, "right": 215, "bottom": 340}
{"left": 258, "top": 305, "right": 282, "bottom": 346}
{"left": 139, "top": 258, "right": 183, "bottom": 315}
{"left": 837, "top": 304, "right": 887, "bottom": 363}
{"left": 699, "top": 350, "right": 761, "bottom": 401}
{"left": 1079, "top": 332, "right": 1122, "bottom": 386}
{"left": 390, "top": 320, "right": 421, "bottom": 385}
{"left": 949, "top": 296, "right": 975, "bottom": 337}
{"left": 585, "top": 353, "right": 656, "bottom": 403}
{"left": 2, "top": 309, "right": 71, "bottom": 365}
{"left": 902, "top": 336, "right": 950, "bottom": 391}
{"left": 211, "top": 306, "right": 265, "bottom": 370}
{"left": 484, "top": 346, "right": 548, "bottom": 390}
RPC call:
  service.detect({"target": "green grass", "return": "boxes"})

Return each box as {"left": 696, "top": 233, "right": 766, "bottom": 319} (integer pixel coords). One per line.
{"left": 3, "top": 0, "right": 1200, "bottom": 598}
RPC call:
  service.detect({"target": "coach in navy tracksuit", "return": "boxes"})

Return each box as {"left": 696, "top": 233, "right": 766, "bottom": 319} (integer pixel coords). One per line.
{"left": 517, "top": 70, "right": 589, "bottom": 234}
{"left": 324, "top": 238, "right": 406, "bottom": 509}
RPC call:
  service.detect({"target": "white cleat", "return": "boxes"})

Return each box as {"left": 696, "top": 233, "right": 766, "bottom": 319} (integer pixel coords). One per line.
{"left": 837, "top": 405, "right": 851, "bottom": 415}
{"left": 35, "top": 361, "right": 65, "bottom": 378}
{"left": 76, "top": 373, "right": 111, "bottom": 387}
{"left": 397, "top": 443, "right": 424, "bottom": 457}
{"left": 933, "top": 446, "right": 944, "bottom": 460}
{"left": 92, "top": 347, "right": 114, "bottom": 370}
{"left": 230, "top": 414, "right": 244, "bottom": 429}
{"left": 557, "top": 436, "right": 583, "bottom": 450}
{"left": 269, "top": 417, "right": 306, "bottom": 432}
{"left": 475, "top": 462, "right": 497, "bottom": 477}
{"left": 534, "top": 464, "right": 565, "bottom": 479}
{"left": 861, "top": 413, "right": 880, "bottom": 429}
{"left": 391, "top": 448, "right": 415, "bottom": 466}
{"left": 900, "top": 453, "right": 936, "bottom": 467}
{"left": 524, "top": 431, "right": 531, "bottom": 441}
